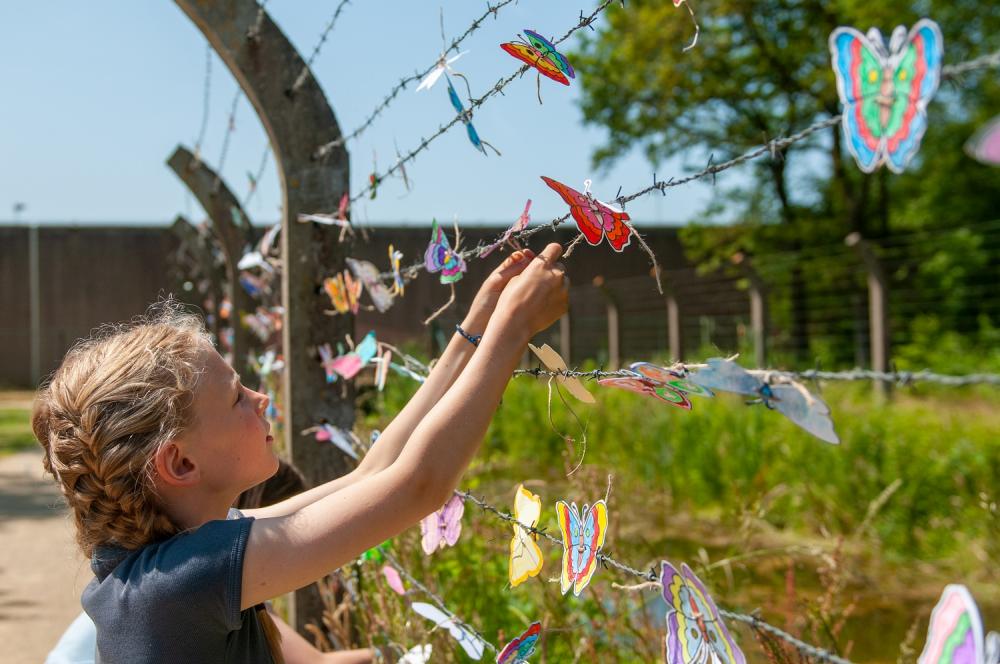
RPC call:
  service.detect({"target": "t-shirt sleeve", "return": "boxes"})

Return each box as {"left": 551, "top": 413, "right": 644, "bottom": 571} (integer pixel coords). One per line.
{"left": 117, "top": 516, "right": 254, "bottom": 633}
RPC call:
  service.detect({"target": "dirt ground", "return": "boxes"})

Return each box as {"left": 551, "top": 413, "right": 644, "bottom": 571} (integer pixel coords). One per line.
{"left": 0, "top": 449, "right": 90, "bottom": 664}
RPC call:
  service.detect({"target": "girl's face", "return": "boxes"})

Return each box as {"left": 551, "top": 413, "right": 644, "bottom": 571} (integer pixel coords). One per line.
{"left": 187, "top": 344, "right": 279, "bottom": 496}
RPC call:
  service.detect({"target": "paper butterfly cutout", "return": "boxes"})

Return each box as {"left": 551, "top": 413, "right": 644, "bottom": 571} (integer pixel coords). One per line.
{"left": 829, "top": 19, "right": 944, "bottom": 173}
{"left": 310, "top": 423, "right": 359, "bottom": 460}
{"left": 322, "top": 272, "right": 361, "bottom": 315}
{"left": 425, "top": 219, "right": 467, "bottom": 284}
{"left": 298, "top": 195, "right": 353, "bottom": 243}
{"left": 630, "top": 362, "right": 714, "bottom": 398}
{"left": 399, "top": 645, "right": 433, "bottom": 664}
{"left": 318, "top": 332, "right": 379, "bottom": 383}
{"left": 240, "top": 272, "right": 269, "bottom": 298}
{"left": 527, "top": 343, "right": 595, "bottom": 404}
{"left": 541, "top": 176, "right": 633, "bottom": 252}
{"left": 446, "top": 74, "right": 489, "bottom": 155}
{"left": 389, "top": 244, "right": 406, "bottom": 296}
{"left": 481, "top": 200, "right": 531, "bottom": 258}
{"left": 417, "top": 50, "right": 468, "bottom": 92}
{"left": 411, "top": 601, "right": 486, "bottom": 660}
{"left": 257, "top": 222, "right": 281, "bottom": 258}
{"left": 421, "top": 493, "right": 465, "bottom": 555}
{"left": 660, "top": 561, "right": 746, "bottom": 664}
{"left": 500, "top": 30, "right": 574, "bottom": 86}
{"left": 496, "top": 622, "right": 542, "bottom": 664}
{"left": 918, "top": 584, "right": 1000, "bottom": 664}
{"left": 966, "top": 116, "right": 1000, "bottom": 166}
{"left": 381, "top": 565, "right": 406, "bottom": 595}
{"left": 345, "top": 257, "right": 394, "bottom": 313}
{"left": 688, "top": 358, "right": 839, "bottom": 444}
{"left": 509, "top": 484, "right": 544, "bottom": 588}
{"left": 556, "top": 499, "right": 608, "bottom": 596}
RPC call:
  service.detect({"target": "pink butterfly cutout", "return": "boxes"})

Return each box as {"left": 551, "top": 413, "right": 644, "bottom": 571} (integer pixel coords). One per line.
{"left": 420, "top": 494, "right": 465, "bottom": 555}
{"left": 541, "top": 176, "right": 633, "bottom": 252}
{"left": 480, "top": 199, "right": 532, "bottom": 258}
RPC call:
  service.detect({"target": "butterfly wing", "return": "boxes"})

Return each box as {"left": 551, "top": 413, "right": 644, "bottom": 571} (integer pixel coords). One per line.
{"left": 345, "top": 258, "right": 394, "bottom": 313}
{"left": 829, "top": 27, "right": 888, "bottom": 172}
{"left": 420, "top": 510, "right": 442, "bottom": 555}
{"left": 399, "top": 645, "right": 432, "bottom": 664}
{"left": 527, "top": 343, "right": 595, "bottom": 403}
{"left": 571, "top": 500, "right": 608, "bottom": 596}
{"left": 540, "top": 176, "right": 605, "bottom": 246}
{"left": 592, "top": 199, "right": 633, "bottom": 252}
{"left": 598, "top": 377, "right": 692, "bottom": 410}
{"left": 510, "top": 485, "right": 544, "bottom": 587}
{"left": 354, "top": 331, "right": 378, "bottom": 364}
{"left": 323, "top": 275, "right": 350, "bottom": 313}
{"left": 497, "top": 622, "right": 542, "bottom": 664}
{"left": 555, "top": 501, "right": 579, "bottom": 595}
{"left": 381, "top": 565, "right": 406, "bottom": 595}
{"left": 917, "top": 584, "right": 985, "bottom": 664}
{"left": 500, "top": 42, "right": 570, "bottom": 85}
{"left": 374, "top": 349, "right": 391, "bottom": 391}
{"left": 661, "top": 561, "right": 709, "bottom": 664}
{"left": 883, "top": 19, "right": 943, "bottom": 173}
{"left": 410, "top": 602, "right": 486, "bottom": 661}
{"left": 523, "top": 30, "right": 575, "bottom": 78}
{"left": 688, "top": 358, "right": 763, "bottom": 396}
{"left": 442, "top": 494, "right": 465, "bottom": 547}
{"left": 630, "top": 362, "right": 714, "bottom": 397}
{"left": 768, "top": 383, "right": 840, "bottom": 444}
{"left": 966, "top": 115, "right": 1000, "bottom": 166}
{"left": 680, "top": 564, "right": 747, "bottom": 664}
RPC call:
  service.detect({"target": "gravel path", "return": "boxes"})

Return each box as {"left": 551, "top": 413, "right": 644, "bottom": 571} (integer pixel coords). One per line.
{"left": 0, "top": 449, "right": 90, "bottom": 664}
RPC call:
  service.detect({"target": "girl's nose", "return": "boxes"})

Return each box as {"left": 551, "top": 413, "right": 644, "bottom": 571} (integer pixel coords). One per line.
{"left": 255, "top": 391, "right": 270, "bottom": 416}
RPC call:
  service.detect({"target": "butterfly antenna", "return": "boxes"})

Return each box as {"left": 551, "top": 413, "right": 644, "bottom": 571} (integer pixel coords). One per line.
{"left": 679, "top": 0, "right": 700, "bottom": 52}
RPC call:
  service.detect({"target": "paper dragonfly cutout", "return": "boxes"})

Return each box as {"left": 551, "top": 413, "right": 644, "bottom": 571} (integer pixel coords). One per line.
{"left": 417, "top": 50, "right": 468, "bottom": 92}
{"left": 688, "top": 358, "right": 839, "bottom": 444}
{"left": 599, "top": 361, "right": 713, "bottom": 410}
{"left": 966, "top": 116, "right": 1000, "bottom": 166}
{"left": 528, "top": 343, "right": 595, "bottom": 404}
{"left": 345, "top": 257, "right": 394, "bottom": 313}
{"left": 660, "top": 561, "right": 746, "bottom": 664}
{"left": 917, "top": 585, "right": 1000, "bottom": 664}
{"left": 497, "top": 622, "right": 542, "bottom": 664}
{"left": 501, "top": 30, "right": 574, "bottom": 85}
{"left": 480, "top": 200, "right": 531, "bottom": 258}
{"left": 556, "top": 499, "right": 608, "bottom": 596}
{"left": 829, "top": 19, "right": 943, "bottom": 173}
{"left": 411, "top": 602, "right": 486, "bottom": 660}
{"left": 399, "top": 645, "right": 433, "bottom": 664}
{"left": 318, "top": 331, "right": 378, "bottom": 383}
{"left": 541, "top": 177, "right": 633, "bottom": 252}
{"left": 323, "top": 272, "right": 361, "bottom": 315}
{"left": 509, "top": 484, "right": 544, "bottom": 588}
{"left": 421, "top": 493, "right": 464, "bottom": 555}
{"left": 389, "top": 244, "right": 406, "bottom": 296}
{"left": 446, "top": 74, "right": 490, "bottom": 155}
{"left": 425, "top": 219, "right": 467, "bottom": 284}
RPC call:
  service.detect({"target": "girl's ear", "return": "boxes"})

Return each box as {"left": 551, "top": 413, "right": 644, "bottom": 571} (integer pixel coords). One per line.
{"left": 153, "top": 441, "right": 199, "bottom": 487}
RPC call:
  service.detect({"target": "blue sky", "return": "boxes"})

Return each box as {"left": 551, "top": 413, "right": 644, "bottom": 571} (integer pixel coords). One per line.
{"left": 0, "top": 1, "right": 717, "bottom": 227}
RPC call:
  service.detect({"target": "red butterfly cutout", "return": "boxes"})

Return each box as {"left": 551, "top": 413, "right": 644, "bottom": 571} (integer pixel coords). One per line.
{"left": 541, "top": 176, "right": 633, "bottom": 252}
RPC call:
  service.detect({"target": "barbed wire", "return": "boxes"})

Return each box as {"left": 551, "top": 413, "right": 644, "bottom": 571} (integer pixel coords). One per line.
{"left": 512, "top": 367, "right": 1000, "bottom": 386}
{"left": 314, "top": 0, "right": 522, "bottom": 157}
{"left": 380, "top": 549, "right": 498, "bottom": 655}
{"left": 455, "top": 490, "right": 855, "bottom": 664}
{"left": 376, "top": 47, "right": 1000, "bottom": 284}
{"left": 243, "top": 144, "right": 271, "bottom": 207}
{"left": 213, "top": 88, "right": 242, "bottom": 189}
{"left": 290, "top": 0, "right": 353, "bottom": 95}
{"left": 339, "top": 0, "right": 618, "bottom": 202}
{"left": 192, "top": 43, "right": 213, "bottom": 157}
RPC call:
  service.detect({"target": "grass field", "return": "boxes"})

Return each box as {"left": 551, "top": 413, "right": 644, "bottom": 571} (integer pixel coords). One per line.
{"left": 0, "top": 406, "right": 35, "bottom": 456}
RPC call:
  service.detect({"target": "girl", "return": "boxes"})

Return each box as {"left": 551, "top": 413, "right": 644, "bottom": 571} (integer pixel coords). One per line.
{"left": 33, "top": 243, "right": 568, "bottom": 663}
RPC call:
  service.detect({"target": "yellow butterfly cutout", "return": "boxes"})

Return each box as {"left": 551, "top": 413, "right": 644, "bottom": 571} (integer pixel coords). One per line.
{"left": 527, "top": 343, "right": 596, "bottom": 404}
{"left": 508, "top": 484, "right": 544, "bottom": 587}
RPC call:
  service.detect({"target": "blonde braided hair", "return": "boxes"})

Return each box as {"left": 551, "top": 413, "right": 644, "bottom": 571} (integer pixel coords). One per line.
{"left": 32, "top": 302, "right": 209, "bottom": 557}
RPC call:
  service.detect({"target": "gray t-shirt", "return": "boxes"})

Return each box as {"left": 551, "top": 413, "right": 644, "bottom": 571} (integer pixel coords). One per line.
{"left": 82, "top": 513, "right": 275, "bottom": 663}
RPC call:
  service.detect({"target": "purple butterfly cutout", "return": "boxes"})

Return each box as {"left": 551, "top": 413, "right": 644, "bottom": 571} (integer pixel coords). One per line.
{"left": 420, "top": 494, "right": 465, "bottom": 555}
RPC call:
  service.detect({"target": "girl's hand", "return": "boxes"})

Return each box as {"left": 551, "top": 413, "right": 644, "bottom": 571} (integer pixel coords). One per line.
{"left": 491, "top": 243, "right": 569, "bottom": 339}
{"left": 462, "top": 249, "right": 536, "bottom": 333}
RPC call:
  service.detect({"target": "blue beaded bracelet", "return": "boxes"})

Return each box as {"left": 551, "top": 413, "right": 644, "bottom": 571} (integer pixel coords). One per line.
{"left": 455, "top": 324, "right": 482, "bottom": 347}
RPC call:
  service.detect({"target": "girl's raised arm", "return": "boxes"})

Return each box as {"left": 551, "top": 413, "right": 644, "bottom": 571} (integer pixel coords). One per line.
{"left": 243, "top": 250, "right": 536, "bottom": 520}
{"left": 240, "top": 244, "right": 568, "bottom": 609}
